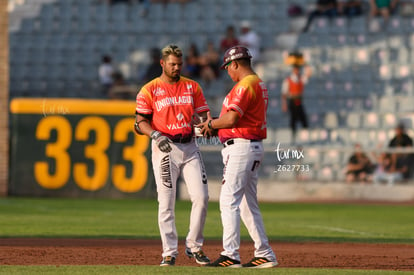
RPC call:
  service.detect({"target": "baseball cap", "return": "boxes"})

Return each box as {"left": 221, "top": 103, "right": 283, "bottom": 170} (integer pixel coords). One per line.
{"left": 220, "top": 45, "right": 252, "bottom": 69}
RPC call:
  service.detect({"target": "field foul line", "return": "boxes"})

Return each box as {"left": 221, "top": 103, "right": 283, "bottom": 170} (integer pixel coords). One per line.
{"left": 306, "top": 225, "right": 381, "bottom": 237}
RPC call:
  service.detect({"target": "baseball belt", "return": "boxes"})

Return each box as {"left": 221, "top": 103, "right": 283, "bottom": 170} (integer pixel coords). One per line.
{"left": 223, "top": 138, "right": 261, "bottom": 148}
{"left": 170, "top": 135, "right": 193, "bottom": 143}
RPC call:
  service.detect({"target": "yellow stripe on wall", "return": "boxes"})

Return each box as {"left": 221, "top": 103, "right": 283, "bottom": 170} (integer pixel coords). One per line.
{"left": 10, "top": 98, "right": 136, "bottom": 116}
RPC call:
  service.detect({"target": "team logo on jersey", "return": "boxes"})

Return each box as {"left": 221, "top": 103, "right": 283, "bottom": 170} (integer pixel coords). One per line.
{"left": 154, "top": 96, "right": 193, "bottom": 111}
{"left": 176, "top": 113, "right": 184, "bottom": 121}
{"left": 153, "top": 87, "right": 166, "bottom": 97}
{"left": 166, "top": 113, "right": 191, "bottom": 130}
{"left": 167, "top": 122, "right": 192, "bottom": 130}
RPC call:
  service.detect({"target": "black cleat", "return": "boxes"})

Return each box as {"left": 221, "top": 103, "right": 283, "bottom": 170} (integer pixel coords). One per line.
{"left": 242, "top": 257, "right": 278, "bottom": 268}
{"left": 206, "top": 255, "right": 242, "bottom": 268}
{"left": 160, "top": 256, "right": 176, "bottom": 266}
{"left": 185, "top": 248, "right": 210, "bottom": 265}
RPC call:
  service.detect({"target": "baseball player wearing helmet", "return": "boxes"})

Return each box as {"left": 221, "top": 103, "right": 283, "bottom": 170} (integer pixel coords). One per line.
{"left": 134, "top": 44, "right": 210, "bottom": 267}
{"left": 197, "top": 46, "right": 278, "bottom": 268}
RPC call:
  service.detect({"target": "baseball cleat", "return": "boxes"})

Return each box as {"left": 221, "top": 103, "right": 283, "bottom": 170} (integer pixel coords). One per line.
{"left": 160, "top": 256, "right": 176, "bottom": 266}
{"left": 242, "top": 257, "right": 278, "bottom": 268}
{"left": 206, "top": 255, "right": 242, "bottom": 268}
{"left": 185, "top": 248, "right": 210, "bottom": 265}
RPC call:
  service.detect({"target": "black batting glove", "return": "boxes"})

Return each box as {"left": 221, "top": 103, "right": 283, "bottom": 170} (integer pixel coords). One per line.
{"left": 150, "top": 130, "right": 172, "bottom": 153}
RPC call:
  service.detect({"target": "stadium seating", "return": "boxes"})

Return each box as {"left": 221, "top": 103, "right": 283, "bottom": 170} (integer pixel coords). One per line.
{"left": 7, "top": 0, "right": 414, "bottom": 182}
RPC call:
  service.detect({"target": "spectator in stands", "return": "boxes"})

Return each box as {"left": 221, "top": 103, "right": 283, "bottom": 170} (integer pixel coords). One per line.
{"left": 139, "top": 0, "right": 151, "bottom": 17}
{"left": 389, "top": 122, "right": 413, "bottom": 148}
{"left": 239, "top": 21, "right": 261, "bottom": 64}
{"left": 302, "top": 0, "right": 338, "bottom": 32}
{"left": 142, "top": 47, "right": 162, "bottom": 83}
{"left": 198, "top": 40, "right": 220, "bottom": 86}
{"left": 338, "top": 0, "right": 364, "bottom": 17}
{"left": 183, "top": 43, "right": 201, "bottom": 79}
{"left": 102, "top": 0, "right": 132, "bottom": 4}
{"left": 108, "top": 71, "right": 137, "bottom": 100}
{"left": 369, "top": 0, "right": 399, "bottom": 22}
{"left": 345, "top": 143, "right": 375, "bottom": 183}
{"left": 372, "top": 148, "right": 411, "bottom": 186}
{"left": 98, "top": 55, "right": 115, "bottom": 97}
{"left": 152, "top": 0, "right": 192, "bottom": 2}
{"left": 220, "top": 25, "right": 239, "bottom": 56}
{"left": 388, "top": 122, "right": 413, "bottom": 179}
{"left": 281, "top": 63, "right": 312, "bottom": 143}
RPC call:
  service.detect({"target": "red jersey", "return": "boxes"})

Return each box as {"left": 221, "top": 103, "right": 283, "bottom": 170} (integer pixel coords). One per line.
{"left": 136, "top": 77, "right": 209, "bottom": 138}
{"left": 218, "top": 74, "right": 268, "bottom": 143}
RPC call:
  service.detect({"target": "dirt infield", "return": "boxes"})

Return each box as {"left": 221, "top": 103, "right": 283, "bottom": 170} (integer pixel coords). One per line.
{"left": 0, "top": 238, "right": 413, "bottom": 271}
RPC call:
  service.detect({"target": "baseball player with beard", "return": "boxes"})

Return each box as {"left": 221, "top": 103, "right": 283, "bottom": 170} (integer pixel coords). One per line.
{"left": 198, "top": 46, "right": 278, "bottom": 268}
{"left": 134, "top": 44, "right": 210, "bottom": 267}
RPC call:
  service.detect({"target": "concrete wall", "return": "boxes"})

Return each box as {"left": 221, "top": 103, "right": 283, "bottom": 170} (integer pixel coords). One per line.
{"left": 0, "top": 0, "right": 9, "bottom": 196}
{"left": 180, "top": 180, "right": 414, "bottom": 203}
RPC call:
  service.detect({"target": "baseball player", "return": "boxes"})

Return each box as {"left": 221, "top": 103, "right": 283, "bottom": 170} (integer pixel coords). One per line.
{"left": 134, "top": 44, "right": 210, "bottom": 266}
{"left": 197, "top": 46, "right": 278, "bottom": 268}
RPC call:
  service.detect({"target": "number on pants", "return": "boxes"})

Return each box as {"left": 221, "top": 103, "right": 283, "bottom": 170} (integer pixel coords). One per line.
{"left": 251, "top": 160, "right": 261, "bottom": 171}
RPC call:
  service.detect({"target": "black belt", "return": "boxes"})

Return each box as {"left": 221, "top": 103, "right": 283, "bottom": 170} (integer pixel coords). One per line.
{"left": 223, "top": 139, "right": 261, "bottom": 147}
{"left": 170, "top": 135, "right": 193, "bottom": 143}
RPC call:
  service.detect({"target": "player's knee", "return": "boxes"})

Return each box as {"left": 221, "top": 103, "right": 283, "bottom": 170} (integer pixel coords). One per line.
{"left": 191, "top": 193, "right": 209, "bottom": 206}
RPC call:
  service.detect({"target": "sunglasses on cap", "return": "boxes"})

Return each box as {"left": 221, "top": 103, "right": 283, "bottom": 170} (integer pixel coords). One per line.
{"left": 224, "top": 61, "right": 233, "bottom": 70}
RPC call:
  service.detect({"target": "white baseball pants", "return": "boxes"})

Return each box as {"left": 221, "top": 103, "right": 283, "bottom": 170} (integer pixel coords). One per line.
{"left": 220, "top": 139, "right": 276, "bottom": 262}
{"left": 152, "top": 140, "right": 209, "bottom": 258}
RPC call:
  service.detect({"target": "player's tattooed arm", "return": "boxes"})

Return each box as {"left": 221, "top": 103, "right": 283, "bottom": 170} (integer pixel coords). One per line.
{"left": 134, "top": 113, "right": 152, "bottom": 136}
{"left": 135, "top": 113, "right": 172, "bottom": 153}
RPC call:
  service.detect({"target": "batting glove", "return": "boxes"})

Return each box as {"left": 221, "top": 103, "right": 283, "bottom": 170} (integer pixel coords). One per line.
{"left": 150, "top": 130, "right": 172, "bottom": 153}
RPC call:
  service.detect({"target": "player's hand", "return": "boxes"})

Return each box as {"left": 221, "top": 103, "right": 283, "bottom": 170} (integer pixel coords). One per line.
{"left": 150, "top": 131, "right": 172, "bottom": 153}
{"left": 196, "top": 111, "right": 214, "bottom": 137}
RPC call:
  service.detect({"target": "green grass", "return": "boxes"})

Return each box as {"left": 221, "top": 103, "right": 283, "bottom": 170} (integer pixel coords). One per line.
{"left": 0, "top": 197, "right": 413, "bottom": 244}
{"left": 1, "top": 198, "right": 413, "bottom": 274}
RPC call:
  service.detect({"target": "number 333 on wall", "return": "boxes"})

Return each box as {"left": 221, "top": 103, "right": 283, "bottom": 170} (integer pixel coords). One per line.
{"left": 10, "top": 99, "right": 150, "bottom": 194}
{"left": 35, "top": 116, "right": 148, "bottom": 193}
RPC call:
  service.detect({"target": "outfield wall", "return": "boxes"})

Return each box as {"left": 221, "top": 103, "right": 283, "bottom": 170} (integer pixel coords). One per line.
{"left": 9, "top": 98, "right": 156, "bottom": 198}
{"left": 180, "top": 180, "right": 414, "bottom": 203}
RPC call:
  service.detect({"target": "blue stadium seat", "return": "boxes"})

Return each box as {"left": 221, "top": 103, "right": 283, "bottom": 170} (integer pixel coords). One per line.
{"left": 330, "top": 17, "right": 348, "bottom": 34}
{"left": 316, "top": 165, "right": 336, "bottom": 182}
{"left": 274, "top": 128, "right": 292, "bottom": 145}
{"left": 378, "top": 95, "right": 397, "bottom": 113}
{"left": 348, "top": 16, "right": 367, "bottom": 34}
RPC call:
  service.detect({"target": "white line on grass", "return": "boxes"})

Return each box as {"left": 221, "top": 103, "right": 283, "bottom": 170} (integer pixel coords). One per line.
{"left": 306, "top": 225, "right": 381, "bottom": 237}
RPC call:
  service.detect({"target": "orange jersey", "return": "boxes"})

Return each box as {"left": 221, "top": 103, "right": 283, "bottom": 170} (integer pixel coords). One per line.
{"left": 218, "top": 74, "right": 268, "bottom": 142}
{"left": 136, "top": 77, "right": 209, "bottom": 138}
{"left": 287, "top": 77, "right": 304, "bottom": 98}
